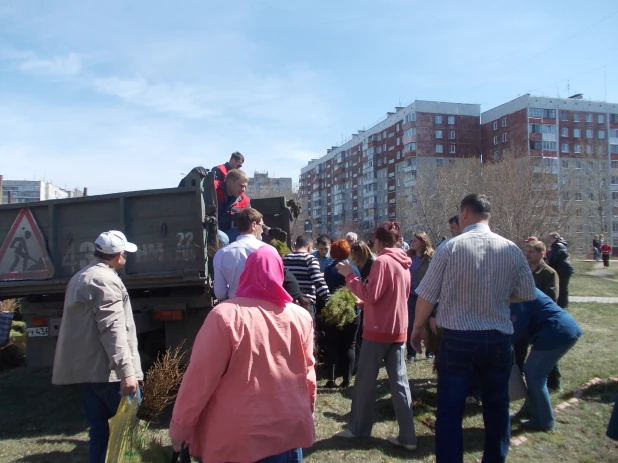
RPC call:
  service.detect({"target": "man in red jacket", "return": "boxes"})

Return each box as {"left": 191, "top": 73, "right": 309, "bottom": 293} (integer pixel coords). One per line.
{"left": 601, "top": 242, "right": 612, "bottom": 268}
{"left": 216, "top": 169, "right": 251, "bottom": 234}
{"left": 212, "top": 152, "right": 244, "bottom": 183}
{"left": 334, "top": 221, "right": 417, "bottom": 452}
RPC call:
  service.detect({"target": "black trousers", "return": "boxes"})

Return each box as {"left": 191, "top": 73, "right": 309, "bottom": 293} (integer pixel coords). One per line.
{"left": 603, "top": 254, "right": 610, "bottom": 268}
{"left": 557, "top": 271, "right": 571, "bottom": 309}
{"left": 325, "top": 315, "right": 360, "bottom": 383}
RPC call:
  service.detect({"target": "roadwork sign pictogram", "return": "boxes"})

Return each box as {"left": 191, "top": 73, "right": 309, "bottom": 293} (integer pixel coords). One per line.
{"left": 0, "top": 209, "right": 55, "bottom": 281}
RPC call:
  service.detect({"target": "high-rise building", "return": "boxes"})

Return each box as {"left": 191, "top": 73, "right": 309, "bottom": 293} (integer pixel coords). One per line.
{"left": 246, "top": 171, "right": 293, "bottom": 199}
{"left": 299, "top": 100, "right": 481, "bottom": 239}
{"left": 480, "top": 94, "right": 618, "bottom": 254}
{"left": 1, "top": 179, "right": 84, "bottom": 204}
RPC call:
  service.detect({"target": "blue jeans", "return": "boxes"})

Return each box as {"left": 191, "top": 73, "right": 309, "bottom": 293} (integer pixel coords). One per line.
{"left": 81, "top": 382, "right": 122, "bottom": 463}
{"left": 256, "top": 448, "right": 302, "bottom": 463}
{"left": 523, "top": 340, "right": 578, "bottom": 429}
{"left": 436, "top": 329, "right": 512, "bottom": 463}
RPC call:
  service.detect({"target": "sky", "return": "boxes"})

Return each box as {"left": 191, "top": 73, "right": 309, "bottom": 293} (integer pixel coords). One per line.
{"left": 1, "top": 0, "right": 617, "bottom": 195}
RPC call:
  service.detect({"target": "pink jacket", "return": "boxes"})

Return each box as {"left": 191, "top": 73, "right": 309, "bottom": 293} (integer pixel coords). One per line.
{"left": 346, "top": 248, "right": 411, "bottom": 343}
{"left": 169, "top": 297, "right": 316, "bottom": 463}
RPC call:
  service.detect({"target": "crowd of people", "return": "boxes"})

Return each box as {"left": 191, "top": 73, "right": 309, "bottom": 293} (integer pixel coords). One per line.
{"left": 51, "top": 153, "right": 603, "bottom": 463}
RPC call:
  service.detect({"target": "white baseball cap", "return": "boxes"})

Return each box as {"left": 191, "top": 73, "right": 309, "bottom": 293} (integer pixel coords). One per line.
{"left": 95, "top": 230, "right": 138, "bottom": 254}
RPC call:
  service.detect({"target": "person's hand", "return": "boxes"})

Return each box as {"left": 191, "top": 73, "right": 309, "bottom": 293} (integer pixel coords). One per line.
{"left": 337, "top": 261, "right": 354, "bottom": 277}
{"left": 429, "top": 317, "right": 438, "bottom": 335}
{"left": 120, "top": 376, "right": 139, "bottom": 396}
{"left": 171, "top": 439, "right": 185, "bottom": 453}
{"left": 410, "top": 326, "right": 425, "bottom": 354}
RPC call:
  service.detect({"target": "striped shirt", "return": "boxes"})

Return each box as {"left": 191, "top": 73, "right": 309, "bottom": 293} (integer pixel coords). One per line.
{"left": 283, "top": 252, "right": 331, "bottom": 304}
{"left": 415, "top": 223, "right": 536, "bottom": 334}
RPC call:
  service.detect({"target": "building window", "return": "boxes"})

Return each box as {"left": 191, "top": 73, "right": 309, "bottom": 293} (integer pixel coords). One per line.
{"left": 587, "top": 145, "right": 593, "bottom": 155}
{"left": 448, "top": 130, "right": 455, "bottom": 139}
{"left": 436, "top": 130, "right": 443, "bottom": 139}
{"left": 529, "top": 108, "right": 542, "bottom": 118}
{"left": 612, "top": 176, "right": 618, "bottom": 185}
{"left": 586, "top": 114, "right": 593, "bottom": 123}
{"left": 611, "top": 161, "right": 618, "bottom": 169}
{"left": 530, "top": 140, "right": 543, "bottom": 150}
{"left": 575, "top": 192, "right": 583, "bottom": 201}
{"left": 561, "top": 127, "right": 569, "bottom": 137}
{"left": 600, "top": 162, "right": 607, "bottom": 170}
{"left": 561, "top": 111, "right": 569, "bottom": 121}
{"left": 435, "top": 115, "right": 443, "bottom": 124}
{"left": 598, "top": 114, "right": 605, "bottom": 123}
{"left": 574, "top": 144, "right": 581, "bottom": 154}
{"left": 396, "top": 137, "right": 400, "bottom": 145}
{"left": 502, "top": 133, "right": 508, "bottom": 142}
{"left": 396, "top": 123, "right": 400, "bottom": 131}
{"left": 599, "top": 130, "right": 606, "bottom": 139}
{"left": 574, "top": 128, "right": 581, "bottom": 138}
{"left": 448, "top": 116, "right": 455, "bottom": 125}
{"left": 529, "top": 123, "right": 542, "bottom": 134}
{"left": 562, "top": 192, "right": 569, "bottom": 200}
{"left": 449, "top": 145, "right": 456, "bottom": 154}
{"left": 561, "top": 143, "right": 569, "bottom": 153}
{"left": 436, "top": 144, "right": 444, "bottom": 153}
{"left": 436, "top": 159, "right": 443, "bottom": 167}
{"left": 613, "top": 191, "right": 618, "bottom": 200}
{"left": 502, "top": 148, "right": 509, "bottom": 157}
{"left": 574, "top": 113, "right": 580, "bottom": 122}
{"left": 542, "top": 141, "right": 557, "bottom": 150}
{"left": 543, "top": 125, "right": 556, "bottom": 134}
{"left": 493, "top": 121, "right": 498, "bottom": 130}
{"left": 586, "top": 129, "right": 594, "bottom": 138}
{"left": 562, "top": 160, "right": 569, "bottom": 168}
{"left": 575, "top": 160, "right": 582, "bottom": 169}
{"left": 502, "top": 117, "right": 507, "bottom": 127}
{"left": 494, "top": 136, "right": 499, "bottom": 145}
{"left": 588, "top": 161, "right": 594, "bottom": 169}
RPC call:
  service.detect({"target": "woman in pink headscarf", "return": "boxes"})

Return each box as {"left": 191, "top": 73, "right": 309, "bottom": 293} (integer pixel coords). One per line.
{"left": 169, "top": 245, "right": 316, "bottom": 463}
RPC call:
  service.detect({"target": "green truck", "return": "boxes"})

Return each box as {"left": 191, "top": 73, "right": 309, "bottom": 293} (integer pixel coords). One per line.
{"left": 0, "top": 170, "right": 296, "bottom": 368}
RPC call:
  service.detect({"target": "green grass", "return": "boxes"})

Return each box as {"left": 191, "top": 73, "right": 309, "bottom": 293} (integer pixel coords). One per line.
{"left": 1, "top": 270, "right": 618, "bottom": 462}
{"left": 569, "top": 260, "right": 618, "bottom": 297}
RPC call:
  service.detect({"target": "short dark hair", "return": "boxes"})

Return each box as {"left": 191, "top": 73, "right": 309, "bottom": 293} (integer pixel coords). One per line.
{"left": 230, "top": 152, "right": 244, "bottom": 163}
{"left": 316, "top": 235, "right": 331, "bottom": 246}
{"left": 448, "top": 215, "right": 459, "bottom": 225}
{"left": 460, "top": 194, "right": 491, "bottom": 218}
{"left": 294, "top": 235, "right": 312, "bottom": 249}
{"left": 235, "top": 207, "right": 263, "bottom": 233}
{"left": 94, "top": 249, "right": 121, "bottom": 261}
{"left": 374, "top": 221, "right": 400, "bottom": 247}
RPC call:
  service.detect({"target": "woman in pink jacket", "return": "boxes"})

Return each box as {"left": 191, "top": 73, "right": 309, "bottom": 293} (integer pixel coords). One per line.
{"left": 169, "top": 245, "right": 316, "bottom": 463}
{"left": 334, "top": 221, "right": 417, "bottom": 452}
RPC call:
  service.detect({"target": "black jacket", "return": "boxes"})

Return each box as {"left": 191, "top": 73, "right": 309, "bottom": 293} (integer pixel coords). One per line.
{"left": 547, "top": 239, "right": 574, "bottom": 275}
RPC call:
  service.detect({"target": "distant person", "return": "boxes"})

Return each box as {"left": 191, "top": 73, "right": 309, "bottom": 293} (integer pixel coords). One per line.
{"left": 448, "top": 214, "right": 461, "bottom": 237}
{"left": 213, "top": 208, "right": 266, "bottom": 300}
{"left": 413, "top": 194, "right": 536, "bottom": 463}
{"left": 335, "top": 221, "right": 417, "bottom": 452}
{"left": 212, "top": 151, "right": 245, "bottom": 183}
{"left": 52, "top": 231, "right": 141, "bottom": 463}
{"left": 601, "top": 241, "right": 612, "bottom": 268}
{"left": 350, "top": 240, "right": 376, "bottom": 374}
{"left": 312, "top": 235, "right": 333, "bottom": 273}
{"left": 170, "top": 246, "right": 315, "bottom": 462}
{"left": 510, "top": 290, "right": 583, "bottom": 431}
{"left": 592, "top": 235, "right": 601, "bottom": 261}
{"left": 396, "top": 236, "right": 410, "bottom": 252}
{"left": 345, "top": 232, "right": 358, "bottom": 246}
{"left": 546, "top": 232, "right": 574, "bottom": 309}
{"left": 217, "top": 169, "right": 251, "bottom": 234}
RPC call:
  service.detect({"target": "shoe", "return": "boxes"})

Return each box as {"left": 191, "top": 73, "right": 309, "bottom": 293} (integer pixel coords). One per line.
{"left": 335, "top": 429, "right": 358, "bottom": 438}
{"left": 547, "top": 384, "right": 563, "bottom": 393}
{"left": 425, "top": 352, "right": 435, "bottom": 360}
{"left": 387, "top": 436, "right": 417, "bottom": 451}
{"left": 406, "top": 355, "right": 416, "bottom": 363}
{"left": 339, "top": 381, "right": 350, "bottom": 388}
{"left": 324, "top": 380, "right": 336, "bottom": 388}
{"left": 521, "top": 420, "right": 554, "bottom": 432}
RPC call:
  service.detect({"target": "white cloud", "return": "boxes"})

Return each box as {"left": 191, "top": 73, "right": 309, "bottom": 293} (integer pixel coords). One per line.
{"left": 9, "top": 50, "right": 83, "bottom": 76}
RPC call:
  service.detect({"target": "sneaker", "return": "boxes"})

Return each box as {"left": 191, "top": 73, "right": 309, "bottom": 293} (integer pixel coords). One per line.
{"left": 387, "top": 436, "right": 417, "bottom": 451}
{"left": 335, "top": 429, "right": 358, "bottom": 438}
{"left": 406, "top": 355, "right": 416, "bottom": 363}
{"left": 425, "top": 352, "right": 435, "bottom": 360}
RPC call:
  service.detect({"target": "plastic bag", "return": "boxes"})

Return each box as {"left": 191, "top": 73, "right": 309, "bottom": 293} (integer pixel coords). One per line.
{"left": 509, "top": 364, "right": 528, "bottom": 402}
{"left": 106, "top": 389, "right": 146, "bottom": 463}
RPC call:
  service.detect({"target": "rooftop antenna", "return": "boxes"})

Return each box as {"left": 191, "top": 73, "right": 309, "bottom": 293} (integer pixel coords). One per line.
{"left": 567, "top": 80, "right": 570, "bottom": 95}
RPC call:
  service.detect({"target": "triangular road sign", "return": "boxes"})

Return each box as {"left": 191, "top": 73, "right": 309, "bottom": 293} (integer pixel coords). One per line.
{"left": 0, "top": 209, "right": 55, "bottom": 281}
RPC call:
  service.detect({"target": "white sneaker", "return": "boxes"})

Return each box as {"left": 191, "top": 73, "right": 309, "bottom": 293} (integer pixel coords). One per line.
{"left": 335, "top": 429, "right": 358, "bottom": 438}
{"left": 387, "top": 436, "right": 417, "bottom": 451}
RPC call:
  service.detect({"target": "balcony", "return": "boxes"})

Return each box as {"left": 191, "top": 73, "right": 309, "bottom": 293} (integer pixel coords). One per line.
{"left": 362, "top": 175, "right": 376, "bottom": 186}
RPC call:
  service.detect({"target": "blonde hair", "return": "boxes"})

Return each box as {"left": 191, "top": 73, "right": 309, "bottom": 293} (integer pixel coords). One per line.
{"left": 408, "top": 232, "right": 434, "bottom": 258}
{"left": 225, "top": 169, "right": 249, "bottom": 184}
{"left": 351, "top": 241, "right": 375, "bottom": 267}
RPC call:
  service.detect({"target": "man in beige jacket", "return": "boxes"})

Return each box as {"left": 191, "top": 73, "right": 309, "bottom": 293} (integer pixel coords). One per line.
{"left": 52, "top": 230, "right": 142, "bottom": 463}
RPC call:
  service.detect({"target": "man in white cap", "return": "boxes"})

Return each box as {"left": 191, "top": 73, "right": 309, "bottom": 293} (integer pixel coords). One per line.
{"left": 52, "top": 230, "right": 142, "bottom": 463}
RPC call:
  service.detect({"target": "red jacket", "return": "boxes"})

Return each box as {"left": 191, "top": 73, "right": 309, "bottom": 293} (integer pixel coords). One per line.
{"left": 216, "top": 182, "right": 251, "bottom": 232}
{"left": 601, "top": 244, "right": 612, "bottom": 255}
{"left": 212, "top": 162, "right": 231, "bottom": 183}
{"left": 345, "top": 248, "right": 411, "bottom": 343}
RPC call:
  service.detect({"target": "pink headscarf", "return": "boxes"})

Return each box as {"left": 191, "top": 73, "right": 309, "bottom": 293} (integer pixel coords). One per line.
{"left": 235, "top": 245, "right": 293, "bottom": 307}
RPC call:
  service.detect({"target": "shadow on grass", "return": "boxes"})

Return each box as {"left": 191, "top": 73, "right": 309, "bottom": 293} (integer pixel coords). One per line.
{"left": 14, "top": 438, "right": 88, "bottom": 463}
{"left": 579, "top": 380, "right": 618, "bottom": 403}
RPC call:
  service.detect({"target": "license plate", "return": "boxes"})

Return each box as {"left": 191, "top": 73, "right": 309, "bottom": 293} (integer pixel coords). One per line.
{"left": 27, "top": 327, "right": 49, "bottom": 337}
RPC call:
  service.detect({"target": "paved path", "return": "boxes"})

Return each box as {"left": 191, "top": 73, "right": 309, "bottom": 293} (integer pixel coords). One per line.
{"left": 570, "top": 296, "right": 618, "bottom": 303}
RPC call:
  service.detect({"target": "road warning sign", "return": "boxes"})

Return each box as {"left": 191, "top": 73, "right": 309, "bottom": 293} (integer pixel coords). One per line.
{"left": 0, "top": 209, "right": 55, "bottom": 281}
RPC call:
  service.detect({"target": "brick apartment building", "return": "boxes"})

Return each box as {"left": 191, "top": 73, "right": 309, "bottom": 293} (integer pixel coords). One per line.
{"left": 299, "top": 100, "right": 481, "bottom": 239}
{"left": 481, "top": 94, "right": 618, "bottom": 254}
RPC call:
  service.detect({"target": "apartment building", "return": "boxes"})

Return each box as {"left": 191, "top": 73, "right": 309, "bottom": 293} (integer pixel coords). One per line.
{"left": 299, "top": 100, "right": 481, "bottom": 239}
{"left": 481, "top": 94, "right": 618, "bottom": 254}
{"left": 245, "top": 171, "right": 293, "bottom": 199}
{"left": 1, "top": 179, "right": 84, "bottom": 204}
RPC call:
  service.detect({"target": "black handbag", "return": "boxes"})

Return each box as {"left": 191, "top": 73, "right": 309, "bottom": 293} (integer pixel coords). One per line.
{"left": 171, "top": 446, "right": 191, "bottom": 463}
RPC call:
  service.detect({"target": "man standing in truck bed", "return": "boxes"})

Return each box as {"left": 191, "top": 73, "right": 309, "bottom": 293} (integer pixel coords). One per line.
{"left": 212, "top": 151, "right": 245, "bottom": 183}
{"left": 52, "top": 230, "right": 142, "bottom": 463}
{"left": 217, "top": 169, "right": 251, "bottom": 237}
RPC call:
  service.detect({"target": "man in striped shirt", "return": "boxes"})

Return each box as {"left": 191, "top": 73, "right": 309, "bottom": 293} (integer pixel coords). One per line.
{"left": 283, "top": 235, "right": 331, "bottom": 315}
{"left": 412, "top": 194, "right": 536, "bottom": 463}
